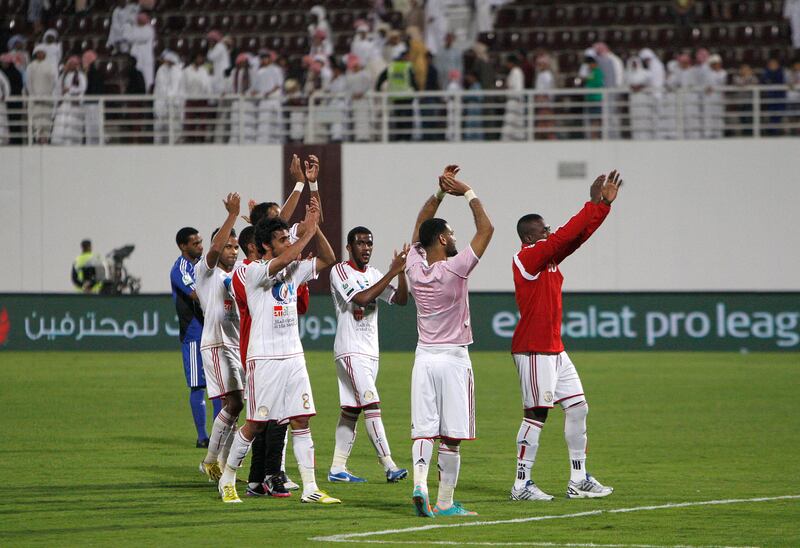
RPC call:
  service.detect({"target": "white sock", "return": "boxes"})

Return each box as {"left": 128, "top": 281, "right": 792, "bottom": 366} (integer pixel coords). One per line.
{"left": 330, "top": 410, "right": 359, "bottom": 474}
{"left": 204, "top": 409, "right": 236, "bottom": 463}
{"left": 564, "top": 401, "right": 589, "bottom": 483}
{"left": 436, "top": 443, "right": 460, "bottom": 509}
{"left": 411, "top": 438, "right": 434, "bottom": 492}
{"left": 218, "top": 424, "right": 237, "bottom": 466}
{"left": 515, "top": 417, "right": 544, "bottom": 488}
{"left": 221, "top": 429, "right": 253, "bottom": 485}
{"left": 292, "top": 427, "right": 318, "bottom": 495}
{"left": 281, "top": 428, "right": 288, "bottom": 472}
{"left": 364, "top": 409, "right": 396, "bottom": 471}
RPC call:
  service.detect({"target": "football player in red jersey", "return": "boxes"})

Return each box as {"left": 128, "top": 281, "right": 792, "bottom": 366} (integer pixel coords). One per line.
{"left": 510, "top": 170, "right": 622, "bottom": 501}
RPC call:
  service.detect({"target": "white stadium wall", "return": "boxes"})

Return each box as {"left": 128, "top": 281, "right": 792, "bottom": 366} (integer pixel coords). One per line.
{"left": 1, "top": 139, "right": 798, "bottom": 293}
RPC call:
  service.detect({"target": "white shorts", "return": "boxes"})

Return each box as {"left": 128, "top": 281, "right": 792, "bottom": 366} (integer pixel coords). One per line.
{"left": 512, "top": 351, "right": 585, "bottom": 409}
{"left": 246, "top": 356, "right": 316, "bottom": 424}
{"left": 411, "top": 346, "right": 475, "bottom": 441}
{"left": 201, "top": 345, "right": 244, "bottom": 399}
{"left": 336, "top": 355, "right": 381, "bottom": 409}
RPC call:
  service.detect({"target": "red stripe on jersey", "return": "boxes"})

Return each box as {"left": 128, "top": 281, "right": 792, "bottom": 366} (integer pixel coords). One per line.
{"left": 232, "top": 263, "right": 251, "bottom": 368}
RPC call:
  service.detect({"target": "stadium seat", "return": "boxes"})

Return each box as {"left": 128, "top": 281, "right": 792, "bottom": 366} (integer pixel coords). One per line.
{"left": 331, "top": 11, "right": 355, "bottom": 32}
{"left": 165, "top": 15, "right": 187, "bottom": 32}
{"left": 187, "top": 15, "right": 211, "bottom": 33}
{"left": 494, "top": 7, "right": 516, "bottom": 29}
{"left": 572, "top": 5, "right": 594, "bottom": 25}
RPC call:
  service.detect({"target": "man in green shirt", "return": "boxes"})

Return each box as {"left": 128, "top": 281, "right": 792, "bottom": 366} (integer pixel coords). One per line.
{"left": 375, "top": 50, "right": 418, "bottom": 141}
{"left": 582, "top": 53, "right": 604, "bottom": 139}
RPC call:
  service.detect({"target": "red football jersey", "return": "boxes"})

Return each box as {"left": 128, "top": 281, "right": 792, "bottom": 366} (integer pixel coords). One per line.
{"left": 230, "top": 260, "right": 252, "bottom": 368}
{"left": 511, "top": 201, "right": 610, "bottom": 354}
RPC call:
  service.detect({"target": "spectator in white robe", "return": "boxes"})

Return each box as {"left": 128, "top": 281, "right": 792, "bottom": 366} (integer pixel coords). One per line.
{"left": 82, "top": 50, "right": 104, "bottom": 145}
{"left": 351, "top": 20, "right": 378, "bottom": 67}
{"left": 51, "top": 56, "right": 87, "bottom": 145}
{"left": 345, "top": 54, "right": 372, "bottom": 142}
{"left": 206, "top": 31, "right": 231, "bottom": 96}
{"left": 124, "top": 12, "right": 155, "bottom": 91}
{"left": 592, "top": 42, "right": 624, "bottom": 138}
{"left": 107, "top": 0, "right": 139, "bottom": 53}
{"left": 309, "top": 28, "right": 334, "bottom": 60}
{"left": 36, "top": 29, "right": 63, "bottom": 72}
{"left": 227, "top": 52, "right": 257, "bottom": 144}
{"left": 702, "top": 54, "right": 728, "bottom": 138}
{"left": 0, "top": 60, "right": 11, "bottom": 145}
{"left": 445, "top": 69, "right": 462, "bottom": 141}
{"left": 254, "top": 50, "right": 284, "bottom": 144}
{"left": 382, "top": 30, "right": 408, "bottom": 65}
{"left": 326, "top": 61, "right": 348, "bottom": 141}
{"left": 26, "top": 46, "right": 58, "bottom": 143}
{"left": 501, "top": 53, "right": 526, "bottom": 141}
{"left": 639, "top": 48, "right": 666, "bottom": 137}
{"left": 784, "top": 0, "right": 800, "bottom": 49}
{"left": 181, "top": 52, "right": 213, "bottom": 142}
{"left": 473, "top": 0, "right": 513, "bottom": 36}
{"left": 153, "top": 50, "right": 184, "bottom": 143}
{"left": 308, "top": 5, "right": 333, "bottom": 45}
{"left": 435, "top": 32, "right": 464, "bottom": 90}
{"left": 424, "top": 0, "right": 447, "bottom": 55}
{"left": 626, "top": 56, "right": 654, "bottom": 140}
{"left": 661, "top": 59, "right": 680, "bottom": 139}
{"left": 284, "top": 78, "right": 306, "bottom": 142}
{"left": 534, "top": 53, "right": 556, "bottom": 139}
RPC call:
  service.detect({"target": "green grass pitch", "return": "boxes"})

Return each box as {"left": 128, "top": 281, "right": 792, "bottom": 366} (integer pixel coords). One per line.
{"left": 1, "top": 351, "right": 799, "bottom": 547}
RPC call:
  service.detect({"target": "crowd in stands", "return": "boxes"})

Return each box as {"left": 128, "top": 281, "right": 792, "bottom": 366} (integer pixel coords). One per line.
{"left": 1, "top": 0, "right": 799, "bottom": 144}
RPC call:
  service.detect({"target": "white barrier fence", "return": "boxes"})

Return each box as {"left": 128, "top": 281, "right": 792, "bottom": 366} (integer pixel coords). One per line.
{"left": 1, "top": 85, "right": 798, "bottom": 145}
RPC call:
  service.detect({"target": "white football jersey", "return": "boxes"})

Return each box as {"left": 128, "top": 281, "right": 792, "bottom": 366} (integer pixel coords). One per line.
{"left": 245, "top": 258, "right": 317, "bottom": 360}
{"left": 330, "top": 261, "right": 395, "bottom": 359}
{"left": 195, "top": 256, "right": 240, "bottom": 349}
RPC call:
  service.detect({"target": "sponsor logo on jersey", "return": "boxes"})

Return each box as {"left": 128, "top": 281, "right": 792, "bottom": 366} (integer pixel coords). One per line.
{"left": 301, "top": 393, "right": 311, "bottom": 409}
{"left": 274, "top": 305, "right": 285, "bottom": 317}
{"left": 272, "top": 281, "right": 294, "bottom": 304}
{"left": 353, "top": 308, "right": 364, "bottom": 321}
{"left": 258, "top": 406, "right": 269, "bottom": 418}
{"left": 364, "top": 390, "right": 374, "bottom": 400}
{"left": 544, "top": 391, "right": 553, "bottom": 403}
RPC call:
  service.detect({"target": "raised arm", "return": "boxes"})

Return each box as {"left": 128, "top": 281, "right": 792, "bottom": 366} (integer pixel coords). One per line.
{"left": 312, "top": 214, "right": 336, "bottom": 272}
{"left": 268, "top": 202, "right": 319, "bottom": 276}
{"left": 279, "top": 154, "right": 306, "bottom": 222}
{"left": 205, "top": 193, "right": 240, "bottom": 269}
{"left": 304, "top": 154, "right": 324, "bottom": 223}
{"left": 411, "top": 165, "right": 458, "bottom": 243}
{"left": 351, "top": 243, "right": 410, "bottom": 307}
{"left": 440, "top": 174, "right": 494, "bottom": 258}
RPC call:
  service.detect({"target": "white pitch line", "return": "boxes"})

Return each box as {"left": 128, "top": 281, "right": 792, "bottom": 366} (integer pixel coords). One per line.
{"left": 309, "top": 541, "right": 757, "bottom": 548}
{"left": 310, "top": 494, "right": 800, "bottom": 544}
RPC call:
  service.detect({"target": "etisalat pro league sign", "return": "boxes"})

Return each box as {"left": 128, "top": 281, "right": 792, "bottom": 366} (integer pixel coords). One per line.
{"left": 0, "top": 293, "right": 797, "bottom": 352}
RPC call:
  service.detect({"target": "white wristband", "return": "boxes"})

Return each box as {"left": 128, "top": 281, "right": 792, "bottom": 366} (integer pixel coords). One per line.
{"left": 464, "top": 189, "right": 477, "bottom": 202}
{"left": 293, "top": 182, "right": 305, "bottom": 193}
{"left": 435, "top": 189, "right": 446, "bottom": 201}
{"left": 309, "top": 181, "right": 319, "bottom": 192}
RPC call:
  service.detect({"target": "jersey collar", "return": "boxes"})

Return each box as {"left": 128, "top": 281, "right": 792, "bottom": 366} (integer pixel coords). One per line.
{"left": 348, "top": 260, "right": 367, "bottom": 273}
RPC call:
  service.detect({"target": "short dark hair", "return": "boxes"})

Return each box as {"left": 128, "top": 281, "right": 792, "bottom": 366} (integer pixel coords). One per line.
{"left": 210, "top": 227, "right": 236, "bottom": 243}
{"left": 516, "top": 214, "right": 543, "bottom": 240}
{"left": 238, "top": 225, "right": 255, "bottom": 253}
{"left": 419, "top": 218, "right": 449, "bottom": 248}
{"left": 250, "top": 202, "right": 280, "bottom": 226}
{"left": 80, "top": 239, "right": 91, "bottom": 251}
{"left": 347, "top": 226, "right": 372, "bottom": 246}
{"left": 175, "top": 227, "right": 199, "bottom": 247}
{"left": 255, "top": 218, "right": 290, "bottom": 252}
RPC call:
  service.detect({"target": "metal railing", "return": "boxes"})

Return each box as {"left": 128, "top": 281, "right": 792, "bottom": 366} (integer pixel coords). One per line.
{"left": 1, "top": 85, "right": 798, "bottom": 145}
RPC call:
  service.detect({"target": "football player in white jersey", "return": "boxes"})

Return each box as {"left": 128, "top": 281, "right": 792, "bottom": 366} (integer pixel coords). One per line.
{"left": 218, "top": 198, "right": 342, "bottom": 504}
{"left": 195, "top": 193, "right": 245, "bottom": 482}
{"left": 328, "top": 226, "right": 410, "bottom": 483}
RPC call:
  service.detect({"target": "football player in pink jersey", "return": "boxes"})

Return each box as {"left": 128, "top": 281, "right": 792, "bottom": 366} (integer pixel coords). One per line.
{"left": 405, "top": 166, "right": 494, "bottom": 517}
